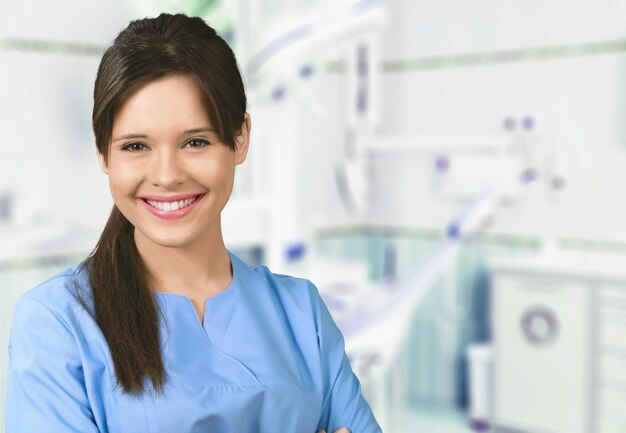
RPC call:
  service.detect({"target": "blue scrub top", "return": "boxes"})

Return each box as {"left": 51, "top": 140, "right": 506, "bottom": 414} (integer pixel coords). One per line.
{"left": 6, "top": 250, "right": 381, "bottom": 433}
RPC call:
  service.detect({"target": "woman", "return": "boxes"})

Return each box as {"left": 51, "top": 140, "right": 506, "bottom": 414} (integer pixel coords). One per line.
{"left": 6, "top": 13, "right": 381, "bottom": 433}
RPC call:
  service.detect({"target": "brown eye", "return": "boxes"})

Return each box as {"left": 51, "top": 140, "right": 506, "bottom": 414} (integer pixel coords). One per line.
{"left": 121, "top": 142, "right": 148, "bottom": 152}
{"left": 185, "top": 138, "right": 210, "bottom": 149}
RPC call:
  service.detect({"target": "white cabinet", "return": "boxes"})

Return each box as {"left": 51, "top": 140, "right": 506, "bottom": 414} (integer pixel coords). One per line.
{"left": 596, "top": 284, "right": 626, "bottom": 433}
{"left": 490, "top": 255, "right": 626, "bottom": 433}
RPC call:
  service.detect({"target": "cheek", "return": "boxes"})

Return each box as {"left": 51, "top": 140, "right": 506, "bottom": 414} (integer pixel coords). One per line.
{"left": 213, "top": 166, "right": 235, "bottom": 192}
{"left": 191, "top": 159, "right": 234, "bottom": 186}
{"left": 107, "top": 165, "right": 142, "bottom": 199}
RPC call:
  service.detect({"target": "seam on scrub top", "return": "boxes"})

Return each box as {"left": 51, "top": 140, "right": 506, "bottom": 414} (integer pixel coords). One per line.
{"left": 19, "top": 296, "right": 77, "bottom": 337}
{"left": 160, "top": 381, "right": 323, "bottom": 396}
{"left": 182, "top": 296, "right": 263, "bottom": 385}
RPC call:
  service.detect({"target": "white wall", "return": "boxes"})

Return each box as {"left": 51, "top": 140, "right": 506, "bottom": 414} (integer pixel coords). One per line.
{"left": 285, "top": 0, "right": 626, "bottom": 244}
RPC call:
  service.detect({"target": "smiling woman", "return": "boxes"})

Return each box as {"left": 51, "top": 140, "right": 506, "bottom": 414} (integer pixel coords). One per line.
{"left": 5, "top": 12, "right": 381, "bottom": 433}
{"left": 102, "top": 75, "right": 248, "bottom": 256}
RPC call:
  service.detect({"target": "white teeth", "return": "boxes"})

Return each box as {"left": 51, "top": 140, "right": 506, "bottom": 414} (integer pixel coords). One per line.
{"left": 146, "top": 200, "right": 164, "bottom": 210}
{"left": 145, "top": 196, "right": 198, "bottom": 212}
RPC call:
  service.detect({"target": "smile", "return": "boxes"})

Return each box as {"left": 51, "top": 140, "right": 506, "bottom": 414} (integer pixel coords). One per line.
{"left": 145, "top": 196, "right": 199, "bottom": 212}
{"left": 138, "top": 193, "right": 206, "bottom": 220}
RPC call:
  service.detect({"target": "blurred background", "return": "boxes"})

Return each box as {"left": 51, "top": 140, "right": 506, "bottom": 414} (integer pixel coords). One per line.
{"left": 1, "top": 0, "right": 626, "bottom": 432}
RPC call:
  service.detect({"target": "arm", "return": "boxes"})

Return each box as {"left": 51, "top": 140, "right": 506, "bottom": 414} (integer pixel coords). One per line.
{"left": 309, "top": 282, "right": 382, "bottom": 433}
{"left": 6, "top": 297, "right": 101, "bottom": 433}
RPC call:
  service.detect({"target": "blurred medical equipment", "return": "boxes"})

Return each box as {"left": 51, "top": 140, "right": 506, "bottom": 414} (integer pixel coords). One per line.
{"left": 489, "top": 253, "right": 626, "bottom": 433}
{"left": 291, "top": 108, "right": 605, "bottom": 431}
{"left": 363, "top": 132, "right": 525, "bottom": 204}
{"left": 253, "top": 36, "right": 542, "bottom": 421}
{"left": 467, "top": 344, "right": 493, "bottom": 432}
{"left": 240, "top": 0, "right": 387, "bottom": 219}
{"left": 243, "top": 0, "right": 387, "bottom": 112}
{"left": 223, "top": 0, "right": 390, "bottom": 272}
{"left": 334, "top": 130, "right": 372, "bottom": 213}
{"left": 294, "top": 187, "right": 518, "bottom": 430}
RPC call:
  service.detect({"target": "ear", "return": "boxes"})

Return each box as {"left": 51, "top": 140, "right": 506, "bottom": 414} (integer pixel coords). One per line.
{"left": 234, "top": 112, "right": 251, "bottom": 165}
{"left": 97, "top": 151, "right": 109, "bottom": 175}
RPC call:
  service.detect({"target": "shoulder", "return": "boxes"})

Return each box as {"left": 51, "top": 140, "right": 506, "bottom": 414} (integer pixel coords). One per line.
{"left": 7, "top": 264, "right": 99, "bottom": 398}
{"left": 246, "top": 263, "right": 347, "bottom": 362}
{"left": 249, "top": 263, "right": 322, "bottom": 311}
{"left": 12, "top": 262, "right": 92, "bottom": 330}
{"left": 252, "top": 263, "right": 314, "bottom": 292}
{"left": 230, "top": 251, "right": 325, "bottom": 319}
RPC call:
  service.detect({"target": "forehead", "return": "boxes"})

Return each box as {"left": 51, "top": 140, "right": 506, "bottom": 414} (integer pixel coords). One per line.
{"left": 113, "top": 75, "right": 211, "bottom": 134}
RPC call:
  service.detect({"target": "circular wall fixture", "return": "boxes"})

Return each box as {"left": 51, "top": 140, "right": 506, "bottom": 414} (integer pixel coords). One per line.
{"left": 520, "top": 306, "right": 560, "bottom": 347}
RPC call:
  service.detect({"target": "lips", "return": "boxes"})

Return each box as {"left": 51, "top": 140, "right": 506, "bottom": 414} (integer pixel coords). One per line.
{"left": 138, "top": 193, "right": 206, "bottom": 220}
{"left": 143, "top": 194, "right": 202, "bottom": 212}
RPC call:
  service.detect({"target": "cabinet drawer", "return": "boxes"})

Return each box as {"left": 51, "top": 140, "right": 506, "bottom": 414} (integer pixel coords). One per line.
{"left": 599, "top": 321, "right": 626, "bottom": 350}
{"left": 600, "top": 355, "right": 626, "bottom": 384}
{"left": 598, "top": 386, "right": 626, "bottom": 413}
{"left": 599, "top": 287, "right": 626, "bottom": 311}
{"left": 600, "top": 286, "right": 626, "bottom": 299}
{"left": 597, "top": 416, "right": 626, "bottom": 433}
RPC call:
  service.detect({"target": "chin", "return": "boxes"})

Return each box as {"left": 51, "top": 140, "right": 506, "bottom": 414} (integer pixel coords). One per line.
{"left": 153, "top": 236, "right": 198, "bottom": 249}
{"left": 135, "top": 227, "right": 198, "bottom": 250}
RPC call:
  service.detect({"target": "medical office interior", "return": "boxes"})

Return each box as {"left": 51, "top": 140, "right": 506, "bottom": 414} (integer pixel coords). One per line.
{"left": 1, "top": 0, "right": 625, "bottom": 432}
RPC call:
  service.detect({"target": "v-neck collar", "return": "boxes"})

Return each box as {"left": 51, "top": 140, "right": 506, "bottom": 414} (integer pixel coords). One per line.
{"left": 154, "top": 249, "right": 241, "bottom": 325}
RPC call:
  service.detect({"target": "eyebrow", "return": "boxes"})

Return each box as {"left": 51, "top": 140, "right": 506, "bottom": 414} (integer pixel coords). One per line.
{"left": 112, "top": 127, "right": 217, "bottom": 142}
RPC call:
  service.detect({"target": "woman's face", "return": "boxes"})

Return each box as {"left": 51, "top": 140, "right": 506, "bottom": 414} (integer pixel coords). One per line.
{"left": 99, "top": 74, "right": 249, "bottom": 250}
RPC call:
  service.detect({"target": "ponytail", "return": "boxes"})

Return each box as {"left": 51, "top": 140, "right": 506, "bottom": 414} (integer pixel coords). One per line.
{"left": 78, "top": 206, "right": 165, "bottom": 395}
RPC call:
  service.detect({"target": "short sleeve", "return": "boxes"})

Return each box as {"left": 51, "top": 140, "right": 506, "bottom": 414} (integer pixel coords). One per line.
{"left": 309, "top": 281, "right": 382, "bottom": 433}
{"left": 6, "top": 297, "right": 100, "bottom": 433}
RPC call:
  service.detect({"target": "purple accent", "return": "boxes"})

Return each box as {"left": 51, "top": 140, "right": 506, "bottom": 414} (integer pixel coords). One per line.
{"left": 447, "top": 224, "right": 460, "bottom": 239}
{"left": 470, "top": 419, "right": 490, "bottom": 432}
{"left": 522, "top": 115, "right": 536, "bottom": 131}
{"left": 351, "top": 0, "right": 382, "bottom": 16}
{"left": 503, "top": 117, "right": 516, "bottom": 132}
{"left": 445, "top": 191, "right": 491, "bottom": 240}
{"left": 357, "top": 45, "right": 368, "bottom": 75}
{"left": 285, "top": 243, "right": 306, "bottom": 261}
{"left": 298, "top": 64, "right": 314, "bottom": 78}
{"left": 271, "top": 86, "right": 286, "bottom": 101}
{"left": 520, "top": 168, "right": 538, "bottom": 183}
{"left": 357, "top": 83, "right": 368, "bottom": 114}
{"left": 435, "top": 155, "right": 450, "bottom": 172}
{"left": 383, "top": 243, "right": 398, "bottom": 282}
{"left": 245, "top": 24, "right": 314, "bottom": 75}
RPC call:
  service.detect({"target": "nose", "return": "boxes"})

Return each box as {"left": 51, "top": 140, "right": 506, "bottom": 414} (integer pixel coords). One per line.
{"left": 148, "top": 148, "right": 187, "bottom": 188}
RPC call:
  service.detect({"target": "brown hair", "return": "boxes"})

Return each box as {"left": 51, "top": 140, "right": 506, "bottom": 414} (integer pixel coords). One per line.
{"left": 76, "top": 13, "right": 247, "bottom": 395}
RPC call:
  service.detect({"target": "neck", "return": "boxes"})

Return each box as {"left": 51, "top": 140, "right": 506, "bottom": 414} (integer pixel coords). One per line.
{"left": 133, "top": 221, "right": 233, "bottom": 298}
